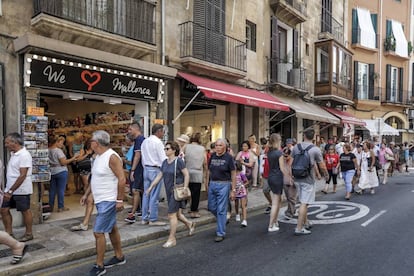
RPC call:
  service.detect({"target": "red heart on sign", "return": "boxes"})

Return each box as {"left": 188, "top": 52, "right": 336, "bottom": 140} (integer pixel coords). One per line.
{"left": 81, "top": 70, "right": 101, "bottom": 91}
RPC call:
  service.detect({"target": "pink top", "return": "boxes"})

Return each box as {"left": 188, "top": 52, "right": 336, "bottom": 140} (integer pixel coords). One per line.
{"left": 378, "top": 147, "right": 393, "bottom": 165}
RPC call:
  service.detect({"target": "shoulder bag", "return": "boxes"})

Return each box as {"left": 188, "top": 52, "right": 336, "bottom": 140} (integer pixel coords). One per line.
{"left": 173, "top": 159, "right": 191, "bottom": 201}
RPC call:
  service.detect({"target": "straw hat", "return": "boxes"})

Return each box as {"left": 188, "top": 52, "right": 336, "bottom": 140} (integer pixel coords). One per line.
{"left": 176, "top": 134, "right": 189, "bottom": 143}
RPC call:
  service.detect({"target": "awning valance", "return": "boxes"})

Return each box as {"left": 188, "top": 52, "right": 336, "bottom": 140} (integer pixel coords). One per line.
{"left": 362, "top": 119, "right": 400, "bottom": 136}
{"left": 276, "top": 96, "right": 340, "bottom": 124}
{"left": 323, "top": 107, "right": 366, "bottom": 126}
{"left": 178, "top": 72, "right": 289, "bottom": 111}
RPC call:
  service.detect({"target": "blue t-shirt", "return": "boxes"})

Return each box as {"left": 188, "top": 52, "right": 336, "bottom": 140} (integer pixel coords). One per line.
{"left": 125, "top": 146, "right": 134, "bottom": 171}
{"left": 208, "top": 152, "right": 235, "bottom": 181}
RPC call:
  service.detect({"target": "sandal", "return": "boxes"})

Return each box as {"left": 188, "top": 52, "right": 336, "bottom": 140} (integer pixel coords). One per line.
{"left": 190, "top": 213, "right": 201, "bottom": 218}
{"left": 18, "top": 233, "right": 33, "bottom": 242}
{"left": 11, "top": 245, "right": 28, "bottom": 265}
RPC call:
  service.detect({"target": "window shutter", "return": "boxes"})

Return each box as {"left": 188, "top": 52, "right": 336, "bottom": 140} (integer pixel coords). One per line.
{"left": 371, "top": 14, "right": 378, "bottom": 48}
{"left": 252, "top": 24, "right": 256, "bottom": 52}
{"left": 412, "top": 63, "right": 414, "bottom": 98}
{"left": 399, "top": 67, "right": 404, "bottom": 103}
{"left": 369, "top": 64, "right": 375, "bottom": 99}
{"left": 386, "top": 64, "right": 391, "bottom": 101}
{"left": 293, "top": 29, "right": 299, "bottom": 67}
{"left": 354, "top": 61, "right": 359, "bottom": 99}
{"left": 386, "top": 20, "right": 392, "bottom": 37}
{"left": 193, "top": 0, "right": 207, "bottom": 60}
{"left": 270, "top": 16, "right": 279, "bottom": 82}
{"left": 352, "top": 9, "right": 358, "bottom": 44}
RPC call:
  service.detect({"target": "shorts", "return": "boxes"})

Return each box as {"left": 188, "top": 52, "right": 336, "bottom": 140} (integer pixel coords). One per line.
{"left": 80, "top": 169, "right": 91, "bottom": 176}
{"left": 295, "top": 182, "right": 315, "bottom": 204}
{"left": 71, "top": 163, "right": 80, "bottom": 173}
{"left": 1, "top": 195, "right": 31, "bottom": 211}
{"left": 130, "top": 168, "right": 144, "bottom": 192}
{"left": 94, "top": 201, "right": 117, "bottom": 233}
{"left": 262, "top": 178, "right": 271, "bottom": 193}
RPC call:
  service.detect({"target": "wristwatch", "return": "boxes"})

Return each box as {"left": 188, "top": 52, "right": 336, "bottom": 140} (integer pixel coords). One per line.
{"left": 7, "top": 190, "right": 13, "bottom": 194}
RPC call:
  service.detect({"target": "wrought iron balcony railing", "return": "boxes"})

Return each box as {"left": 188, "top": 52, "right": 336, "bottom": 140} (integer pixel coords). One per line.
{"left": 354, "top": 86, "right": 414, "bottom": 105}
{"left": 33, "top": 0, "right": 156, "bottom": 44}
{"left": 268, "top": 58, "right": 307, "bottom": 91}
{"left": 179, "top": 21, "right": 246, "bottom": 72}
{"left": 320, "top": 13, "right": 344, "bottom": 44}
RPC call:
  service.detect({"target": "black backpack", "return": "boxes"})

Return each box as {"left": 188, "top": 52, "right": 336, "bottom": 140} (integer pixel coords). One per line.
{"left": 292, "top": 144, "right": 314, "bottom": 179}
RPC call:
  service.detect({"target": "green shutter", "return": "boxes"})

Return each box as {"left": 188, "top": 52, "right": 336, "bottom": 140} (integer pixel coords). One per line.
{"left": 399, "top": 67, "right": 404, "bottom": 103}
{"left": 386, "top": 64, "right": 391, "bottom": 101}
{"left": 352, "top": 9, "right": 358, "bottom": 44}
{"left": 354, "top": 61, "right": 359, "bottom": 99}
{"left": 386, "top": 20, "right": 392, "bottom": 37}
{"left": 371, "top": 14, "right": 377, "bottom": 48}
{"left": 369, "top": 64, "right": 375, "bottom": 99}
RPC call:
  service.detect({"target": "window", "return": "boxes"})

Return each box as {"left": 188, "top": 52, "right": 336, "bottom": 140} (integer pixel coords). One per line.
{"left": 279, "top": 27, "right": 287, "bottom": 62}
{"left": 357, "top": 63, "right": 369, "bottom": 99}
{"left": 316, "top": 45, "right": 329, "bottom": 82}
{"left": 0, "top": 0, "right": 2, "bottom": 16}
{"left": 338, "top": 49, "right": 351, "bottom": 88}
{"left": 390, "top": 66, "right": 398, "bottom": 102}
{"left": 246, "top": 20, "right": 256, "bottom": 52}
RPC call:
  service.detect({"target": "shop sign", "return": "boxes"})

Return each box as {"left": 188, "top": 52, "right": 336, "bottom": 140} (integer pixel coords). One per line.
{"left": 28, "top": 57, "right": 160, "bottom": 101}
{"left": 27, "top": 106, "right": 44, "bottom": 116}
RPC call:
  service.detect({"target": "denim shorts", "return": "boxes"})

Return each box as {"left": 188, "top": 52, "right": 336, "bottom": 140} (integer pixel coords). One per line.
{"left": 94, "top": 201, "right": 117, "bottom": 233}
{"left": 1, "top": 195, "right": 31, "bottom": 211}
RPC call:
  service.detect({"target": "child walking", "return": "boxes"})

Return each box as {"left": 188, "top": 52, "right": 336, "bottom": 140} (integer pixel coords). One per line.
{"left": 234, "top": 160, "right": 249, "bottom": 227}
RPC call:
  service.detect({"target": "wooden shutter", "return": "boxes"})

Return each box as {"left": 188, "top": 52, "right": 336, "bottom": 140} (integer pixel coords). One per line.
{"left": 399, "top": 67, "right": 404, "bottom": 103}
{"left": 193, "top": 0, "right": 207, "bottom": 59}
{"left": 369, "top": 64, "right": 375, "bottom": 99}
{"left": 386, "top": 20, "right": 392, "bottom": 37}
{"left": 354, "top": 61, "right": 359, "bottom": 99}
{"left": 411, "top": 63, "right": 414, "bottom": 98}
{"left": 386, "top": 64, "right": 391, "bottom": 101}
{"left": 293, "top": 29, "right": 299, "bottom": 67}
{"left": 352, "top": 9, "right": 358, "bottom": 44}
{"left": 371, "top": 14, "right": 378, "bottom": 48}
{"left": 270, "top": 16, "right": 279, "bottom": 82}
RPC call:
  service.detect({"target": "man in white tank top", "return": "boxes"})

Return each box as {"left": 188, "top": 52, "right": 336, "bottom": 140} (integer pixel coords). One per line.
{"left": 81, "top": 130, "right": 126, "bottom": 275}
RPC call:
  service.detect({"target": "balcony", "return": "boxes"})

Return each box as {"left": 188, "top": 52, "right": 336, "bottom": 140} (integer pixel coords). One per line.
{"left": 268, "top": 58, "right": 307, "bottom": 92}
{"left": 314, "top": 40, "right": 353, "bottom": 105}
{"left": 351, "top": 27, "right": 379, "bottom": 52}
{"left": 318, "top": 13, "right": 344, "bottom": 45}
{"left": 354, "top": 86, "right": 414, "bottom": 106}
{"left": 270, "top": 0, "right": 307, "bottom": 27}
{"left": 32, "top": 0, "right": 157, "bottom": 59}
{"left": 383, "top": 36, "right": 411, "bottom": 60}
{"left": 179, "top": 21, "right": 246, "bottom": 80}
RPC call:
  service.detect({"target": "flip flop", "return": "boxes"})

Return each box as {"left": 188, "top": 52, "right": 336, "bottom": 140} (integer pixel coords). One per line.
{"left": 11, "top": 245, "right": 28, "bottom": 265}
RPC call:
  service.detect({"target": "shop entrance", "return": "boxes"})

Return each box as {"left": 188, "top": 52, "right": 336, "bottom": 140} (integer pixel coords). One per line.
{"left": 40, "top": 93, "right": 144, "bottom": 222}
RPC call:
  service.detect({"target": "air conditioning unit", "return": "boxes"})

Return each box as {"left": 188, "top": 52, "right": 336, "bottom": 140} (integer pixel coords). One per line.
{"left": 409, "top": 109, "right": 414, "bottom": 119}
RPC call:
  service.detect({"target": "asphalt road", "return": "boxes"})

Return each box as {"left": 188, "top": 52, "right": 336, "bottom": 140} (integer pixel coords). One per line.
{"left": 31, "top": 172, "right": 414, "bottom": 276}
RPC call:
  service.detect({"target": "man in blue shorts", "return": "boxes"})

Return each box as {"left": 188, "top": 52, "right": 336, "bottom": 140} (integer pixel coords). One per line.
{"left": 81, "top": 130, "right": 126, "bottom": 276}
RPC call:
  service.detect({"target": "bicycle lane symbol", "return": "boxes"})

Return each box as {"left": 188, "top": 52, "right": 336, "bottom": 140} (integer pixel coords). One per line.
{"left": 279, "top": 201, "right": 370, "bottom": 225}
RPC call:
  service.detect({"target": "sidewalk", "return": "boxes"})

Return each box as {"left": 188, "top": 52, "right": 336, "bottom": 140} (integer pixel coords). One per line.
{"left": 0, "top": 188, "right": 272, "bottom": 275}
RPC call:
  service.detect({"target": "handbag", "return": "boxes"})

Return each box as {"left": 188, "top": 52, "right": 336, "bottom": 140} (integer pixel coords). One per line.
{"left": 385, "top": 153, "right": 395, "bottom": 161}
{"left": 332, "top": 167, "right": 338, "bottom": 175}
{"left": 173, "top": 159, "right": 191, "bottom": 201}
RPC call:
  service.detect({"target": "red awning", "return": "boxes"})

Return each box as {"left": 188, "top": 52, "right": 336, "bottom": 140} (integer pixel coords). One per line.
{"left": 323, "top": 107, "right": 366, "bottom": 126}
{"left": 178, "top": 72, "right": 289, "bottom": 111}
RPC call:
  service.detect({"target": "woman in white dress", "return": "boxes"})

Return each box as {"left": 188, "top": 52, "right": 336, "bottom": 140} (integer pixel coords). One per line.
{"left": 357, "top": 141, "right": 379, "bottom": 194}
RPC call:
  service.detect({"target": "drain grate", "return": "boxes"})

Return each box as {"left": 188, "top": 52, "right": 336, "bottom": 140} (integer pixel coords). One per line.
{"left": 0, "top": 243, "right": 45, "bottom": 258}
{"left": 394, "top": 182, "right": 414, "bottom": 185}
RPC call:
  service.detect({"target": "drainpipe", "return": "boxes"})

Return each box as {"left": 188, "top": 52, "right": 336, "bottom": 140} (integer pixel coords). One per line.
{"left": 378, "top": 0, "right": 383, "bottom": 85}
{"left": 161, "top": 0, "right": 166, "bottom": 66}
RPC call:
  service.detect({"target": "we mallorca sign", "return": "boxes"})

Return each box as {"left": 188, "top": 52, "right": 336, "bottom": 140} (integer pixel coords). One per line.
{"left": 29, "top": 57, "right": 159, "bottom": 101}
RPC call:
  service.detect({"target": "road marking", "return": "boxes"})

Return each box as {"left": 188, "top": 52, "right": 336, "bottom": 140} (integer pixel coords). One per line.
{"left": 279, "top": 201, "right": 370, "bottom": 225}
{"left": 361, "top": 210, "right": 387, "bottom": 227}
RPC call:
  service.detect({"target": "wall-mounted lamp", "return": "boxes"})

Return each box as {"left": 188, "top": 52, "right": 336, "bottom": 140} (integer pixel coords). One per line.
{"left": 63, "top": 93, "right": 83, "bottom": 101}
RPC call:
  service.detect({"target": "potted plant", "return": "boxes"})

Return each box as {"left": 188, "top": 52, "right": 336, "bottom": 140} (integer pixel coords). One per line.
{"left": 384, "top": 35, "right": 396, "bottom": 52}
{"left": 408, "top": 41, "right": 413, "bottom": 56}
{"left": 290, "top": 57, "right": 302, "bottom": 88}
{"left": 277, "top": 52, "right": 292, "bottom": 84}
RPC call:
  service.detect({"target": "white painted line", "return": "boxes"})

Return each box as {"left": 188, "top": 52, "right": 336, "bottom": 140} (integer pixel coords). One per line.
{"left": 361, "top": 210, "right": 387, "bottom": 227}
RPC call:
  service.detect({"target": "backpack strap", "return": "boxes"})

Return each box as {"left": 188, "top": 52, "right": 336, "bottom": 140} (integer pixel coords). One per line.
{"left": 298, "top": 143, "right": 303, "bottom": 152}
{"left": 304, "top": 145, "right": 314, "bottom": 151}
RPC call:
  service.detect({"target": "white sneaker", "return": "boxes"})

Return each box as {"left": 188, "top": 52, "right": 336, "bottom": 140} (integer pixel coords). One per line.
{"left": 294, "top": 228, "right": 311, "bottom": 235}
{"left": 268, "top": 223, "right": 280, "bottom": 232}
{"left": 241, "top": 220, "right": 247, "bottom": 227}
{"left": 235, "top": 214, "right": 241, "bottom": 222}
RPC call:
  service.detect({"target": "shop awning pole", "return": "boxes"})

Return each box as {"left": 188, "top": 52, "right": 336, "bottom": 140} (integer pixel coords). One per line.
{"left": 270, "top": 113, "right": 295, "bottom": 129}
{"left": 269, "top": 111, "right": 281, "bottom": 122}
{"left": 172, "top": 90, "right": 202, "bottom": 124}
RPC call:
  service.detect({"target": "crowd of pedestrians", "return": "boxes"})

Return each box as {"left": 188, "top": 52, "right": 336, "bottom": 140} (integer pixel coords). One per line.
{"left": 2, "top": 124, "right": 414, "bottom": 274}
